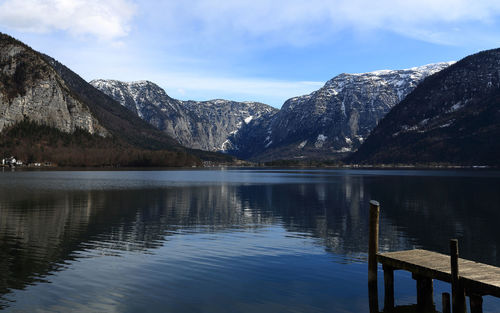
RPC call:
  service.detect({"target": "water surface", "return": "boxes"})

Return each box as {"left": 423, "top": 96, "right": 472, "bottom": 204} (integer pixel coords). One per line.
{"left": 1, "top": 169, "right": 499, "bottom": 312}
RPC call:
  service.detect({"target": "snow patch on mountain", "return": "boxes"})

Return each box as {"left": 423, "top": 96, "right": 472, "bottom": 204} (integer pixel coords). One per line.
{"left": 298, "top": 140, "right": 307, "bottom": 149}
{"left": 232, "top": 61, "right": 455, "bottom": 160}
{"left": 91, "top": 79, "right": 278, "bottom": 152}
{"left": 92, "top": 61, "right": 454, "bottom": 161}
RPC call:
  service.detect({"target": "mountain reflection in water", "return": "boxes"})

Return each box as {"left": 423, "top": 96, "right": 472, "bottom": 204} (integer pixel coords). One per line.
{"left": 0, "top": 169, "right": 499, "bottom": 312}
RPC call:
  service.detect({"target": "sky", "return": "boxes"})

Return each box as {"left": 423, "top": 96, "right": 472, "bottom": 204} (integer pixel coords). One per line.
{"left": 1, "top": 0, "right": 500, "bottom": 108}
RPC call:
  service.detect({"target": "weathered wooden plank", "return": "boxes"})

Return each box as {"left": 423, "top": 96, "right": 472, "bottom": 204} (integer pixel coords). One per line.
{"left": 369, "top": 202, "right": 498, "bottom": 311}
{"left": 377, "top": 249, "right": 500, "bottom": 298}
{"left": 377, "top": 250, "right": 452, "bottom": 282}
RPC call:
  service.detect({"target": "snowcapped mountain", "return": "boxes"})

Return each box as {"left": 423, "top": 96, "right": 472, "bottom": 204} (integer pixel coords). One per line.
{"left": 0, "top": 32, "right": 212, "bottom": 168}
{"left": 92, "top": 62, "right": 453, "bottom": 161}
{"left": 0, "top": 32, "right": 182, "bottom": 150}
{"left": 90, "top": 80, "right": 183, "bottom": 120}
{"left": 227, "top": 62, "right": 454, "bottom": 161}
{"left": 349, "top": 49, "right": 500, "bottom": 165}
{"left": 90, "top": 79, "right": 278, "bottom": 151}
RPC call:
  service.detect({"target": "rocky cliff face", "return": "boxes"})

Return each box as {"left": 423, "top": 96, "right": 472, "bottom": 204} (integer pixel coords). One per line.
{"left": 92, "top": 63, "right": 452, "bottom": 161}
{"left": 228, "top": 62, "right": 454, "bottom": 161}
{"left": 182, "top": 99, "right": 278, "bottom": 151}
{"left": 0, "top": 34, "right": 108, "bottom": 136}
{"left": 90, "top": 79, "right": 198, "bottom": 147}
{"left": 1, "top": 32, "right": 196, "bottom": 161}
{"left": 91, "top": 79, "right": 278, "bottom": 151}
{"left": 348, "top": 49, "right": 500, "bottom": 165}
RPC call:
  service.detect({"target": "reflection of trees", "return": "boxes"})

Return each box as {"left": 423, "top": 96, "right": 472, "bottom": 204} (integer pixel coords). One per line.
{"left": 0, "top": 190, "right": 98, "bottom": 299}
{"left": 1, "top": 172, "right": 499, "bottom": 308}
{"left": 258, "top": 174, "right": 500, "bottom": 266}
{"left": 243, "top": 176, "right": 412, "bottom": 262}
{"left": 0, "top": 185, "right": 279, "bottom": 307}
{"left": 367, "top": 174, "right": 500, "bottom": 266}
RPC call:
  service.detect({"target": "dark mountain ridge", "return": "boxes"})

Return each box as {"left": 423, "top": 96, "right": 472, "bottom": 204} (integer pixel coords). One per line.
{"left": 5, "top": 32, "right": 498, "bottom": 166}
{"left": 0, "top": 33, "right": 233, "bottom": 166}
{"left": 93, "top": 63, "right": 451, "bottom": 162}
{"left": 348, "top": 48, "right": 500, "bottom": 165}
{"left": 42, "top": 55, "right": 180, "bottom": 150}
{"left": 226, "top": 63, "right": 453, "bottom": 161}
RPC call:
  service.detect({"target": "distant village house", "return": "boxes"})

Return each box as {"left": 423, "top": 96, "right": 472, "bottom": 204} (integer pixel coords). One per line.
{"left": 1, "top": 156, "right": 25, "bottom": 167}
{"left": 2, "top": 156, "right": 17, "bottom": 167}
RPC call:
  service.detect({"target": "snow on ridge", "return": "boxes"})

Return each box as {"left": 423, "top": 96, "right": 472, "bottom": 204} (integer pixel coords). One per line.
{"left": 125, "top": 80, "right": 151, "bottom": 86}
{"left": 448, "top": 101, "right": 465, "bottom": 112}
{"left": 298, "top": 140, "right": 307, "bottom": 149}
{"left": 352, "top": 61, "right": 455, "bottom": 77}
{"left": 277, "top": 61, "right": 454, "bottom": 154}
{"left": 316, "top": 61, "right": 455, "bottom": 100}
{"left": 91, "top": 79, "right": 162, "bottom": 93}
{"left": 318, "top": 62, "right": 454, "bottom": 91}
{"left": 314, "top": 134, "right": 327, "bottom": 148}
{"left": 221, "top": 139, "right": 235, "bottom": 151}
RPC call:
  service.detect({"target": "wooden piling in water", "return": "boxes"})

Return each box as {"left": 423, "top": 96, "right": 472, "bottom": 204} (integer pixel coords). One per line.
{"left": 442, "top": 292, "right": 451, "bottom": 313}
{"left": 372, "top": 204, "right": 499, "bottom": 312}
{"left": 383, "top": 264, "right": 394, "bottom": 312}
{"left": 470, "top": 293, "right": 483, "bottom": 313}
{"left": 368, "top": 200, "right": 380, "bottom": 313}
{"left": 413, "top": 273, "right": 434, "bottom": 311}
{"left": 450, "top": 239, "right": 466, "bottom": 313}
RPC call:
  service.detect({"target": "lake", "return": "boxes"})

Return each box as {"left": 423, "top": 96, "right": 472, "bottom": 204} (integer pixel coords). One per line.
{"left": 1, "top": 168, "right": 499, "bottom": 312}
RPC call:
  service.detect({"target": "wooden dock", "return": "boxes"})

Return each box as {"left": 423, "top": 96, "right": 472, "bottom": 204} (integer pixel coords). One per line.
{"left": 368, "top": 200, "right": 500, "bottom": 313}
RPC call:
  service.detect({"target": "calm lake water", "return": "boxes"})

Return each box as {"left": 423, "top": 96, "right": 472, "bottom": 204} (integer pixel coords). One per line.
{"left": 1, "top": 169, "right": 500, "bottom": 312}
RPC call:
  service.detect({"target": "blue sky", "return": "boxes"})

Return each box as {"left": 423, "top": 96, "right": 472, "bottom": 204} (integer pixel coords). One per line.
{"left": 1, "top": 0, "right": 500, "bottom": 108}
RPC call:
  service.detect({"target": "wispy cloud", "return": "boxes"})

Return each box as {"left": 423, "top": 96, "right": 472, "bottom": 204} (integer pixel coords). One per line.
{"left": 150, "top": 0, "right": 500, "bottom": 46}
{"left": 3, "top": 0, "right": 499, "bottom": 45}
{"left": 0, "top": 0, "right": 136, "bottom": 40}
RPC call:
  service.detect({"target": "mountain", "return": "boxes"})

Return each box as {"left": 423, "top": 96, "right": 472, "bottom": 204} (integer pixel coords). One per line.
{"left": 348, "top": 48, "right": 500, "bottom": 166}
{"left": 0, "top": 33, "right": 206, "bottom": 166}
{"left": 0, "top": 34, "right": 107, "bottom": 137}
{"left": 90, "top": 79, "right": 278, "bottom": 152}
{"left": 182, "top": 99, "right": 278, "bottom": 152}
{"left": 42, "top": 58, "right": 181, "bottom": 150}
{"left": 227, "top": 62, "right": 454, "bottom": 161}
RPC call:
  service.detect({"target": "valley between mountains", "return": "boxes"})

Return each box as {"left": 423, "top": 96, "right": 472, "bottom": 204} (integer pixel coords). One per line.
{"left": 1, "top": 32, "right": 500, "bottom": 166}
{"left": 90, "top": 63, "right": 455, "bottom": 162}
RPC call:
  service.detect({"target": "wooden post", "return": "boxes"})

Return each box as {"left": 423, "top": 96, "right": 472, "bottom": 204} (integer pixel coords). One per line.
{"left": 383, "top": 265, "right": 394, "bottom": 312}
{"left": 442, "top": 292, "right": 451, "bottom": 313}
{"left": 413, "top": 273, "right": 434, "bottom": 311}
{"left": 470, "top": 294, "right": 483, "bottom": 313}
{"left": 450, "top": 239, "right": 466, "bottom": 313}
{"left": 368, "top": 200, "right": 380, "bottom": 313}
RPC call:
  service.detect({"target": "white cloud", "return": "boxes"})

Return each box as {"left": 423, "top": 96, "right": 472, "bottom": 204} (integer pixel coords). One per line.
{"left": 0, "top": 0, "right": 136, "bottom": 40}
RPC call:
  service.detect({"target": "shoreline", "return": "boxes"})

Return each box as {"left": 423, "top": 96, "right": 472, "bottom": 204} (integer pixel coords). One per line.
{"left": 1, "top": 164, "right": 498, "bottom": 171}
